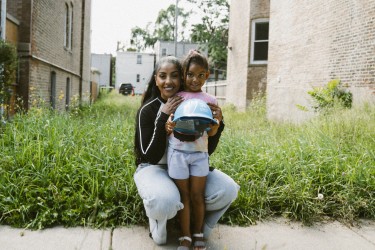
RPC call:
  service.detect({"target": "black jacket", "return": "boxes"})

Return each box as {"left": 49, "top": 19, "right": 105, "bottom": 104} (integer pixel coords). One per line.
{"left": 134, "top": 97, "right": 224, "bottom": 166}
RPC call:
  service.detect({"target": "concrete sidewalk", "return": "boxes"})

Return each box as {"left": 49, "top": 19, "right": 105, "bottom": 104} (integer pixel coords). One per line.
{"left": 0, "top": 218, "right": 374, "bottom": 250}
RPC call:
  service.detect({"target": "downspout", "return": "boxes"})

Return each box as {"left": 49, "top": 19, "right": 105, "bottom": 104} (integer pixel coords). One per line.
{"left": 19, "top": 0, "right": 33, "bottom": 111}
{"left": 0, "top": 0, "right": 6, "bottom": 122}
{"left": 79, "top": 0, "right": 86, "bottom": 106}
{"left": 0, "top": 0, "right": 6, "bottom": 40}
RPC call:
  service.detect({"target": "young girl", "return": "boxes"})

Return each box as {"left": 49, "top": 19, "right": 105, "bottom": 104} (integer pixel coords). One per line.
{"left": 167, "top": 50, "right": 219, "bottom": 250}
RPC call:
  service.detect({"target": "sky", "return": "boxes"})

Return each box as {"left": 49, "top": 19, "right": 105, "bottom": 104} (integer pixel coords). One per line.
{"left": 91, "top": 0, "right": 196, "bottom": 55}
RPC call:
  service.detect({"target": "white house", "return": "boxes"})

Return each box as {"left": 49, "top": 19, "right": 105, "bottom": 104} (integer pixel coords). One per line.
{"left": 115, "top": 52, "right": 155, "bottom": 95}
{"left": 154, "top": 40, "right": 207, "bottom": 61}
{"left": 91, "top": 53, "right": 112, "bottom": 87}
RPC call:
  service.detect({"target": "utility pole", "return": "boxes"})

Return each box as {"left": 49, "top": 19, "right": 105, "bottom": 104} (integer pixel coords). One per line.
{"left": 174, "top": 0, "right": 178, "bottom": 57}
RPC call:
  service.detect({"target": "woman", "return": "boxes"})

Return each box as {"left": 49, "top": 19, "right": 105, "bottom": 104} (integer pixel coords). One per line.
{"left": 133, "top": 56, "right": 239, "bottom": 246}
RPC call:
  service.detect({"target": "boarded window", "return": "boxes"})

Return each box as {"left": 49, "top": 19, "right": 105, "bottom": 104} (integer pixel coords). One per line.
{"left": 50, "top": 71, "right": 56, "bottom": 109}
{"left": 65, "top": 77, "right": 71, "bottom": 109}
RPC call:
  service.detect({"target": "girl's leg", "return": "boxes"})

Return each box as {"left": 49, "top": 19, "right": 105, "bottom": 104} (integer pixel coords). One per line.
{"left": 174, "top": 178, "right": 192, "bottom": 247}
{"left": 190, "top": 176, "right": 207, "bottom": 250}
{"left": 134, "top": 164, "right": 183, "bottom": 245}
{"left": 190, "top": 176, "right": 207, "bottom": 234}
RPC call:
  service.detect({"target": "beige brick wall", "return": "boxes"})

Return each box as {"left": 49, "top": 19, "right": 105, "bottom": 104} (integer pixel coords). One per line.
{"left": 29, "top": 61, "right": 81, "bottom": 110}
{"left": 31, "top": 0, "right": 81, "bottom": 71}
{"left": 247, "top": 66, "right": 267, "bottom": 100}
{"left": 9, "top": 0, "right": 92, "bottom": 110}
{"left": 226, "top": 0, "right": 251, "bottom": 111}
{"left": 267, "top": 0, "right": 375, "bottom": 123}
{"left": 226, "top": 0, "right": 269, "bottom": 110}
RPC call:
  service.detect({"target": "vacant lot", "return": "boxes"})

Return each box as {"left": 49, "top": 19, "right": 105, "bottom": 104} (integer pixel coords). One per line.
{"left": 1, "top": 92, "right": 374, "bottom": 229}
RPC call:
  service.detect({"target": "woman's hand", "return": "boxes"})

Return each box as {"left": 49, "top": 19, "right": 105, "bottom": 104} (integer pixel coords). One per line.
{"left": 161, "top": 95, "right": 184, "bottom": 115}
{"left": 207, "top": 103, "right": 223, "bottom": 123}
{"left": 165, "top": 114, "right": 176, "bottom": 135}
{"left": 207, "top": 118, "right": 220, "bottom": 136}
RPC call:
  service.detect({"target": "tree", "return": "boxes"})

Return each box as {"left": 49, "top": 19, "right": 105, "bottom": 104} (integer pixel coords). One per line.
{"left": 130, "top": 4, "right": 190, "bottom": 51}
{"left": 129, "top": 0, "right": 230, "bottom": 77}
{"left": 0, "top": 40, "right": 17, "bottom": 121}
{"left": 130, "top": 23, "right": 157, "bottom": 52}
{"left": 154, "top": 4, "right": 190, "bottom": 42}
{"left": 188, "top": 0, "right": 229, "bottom": 73}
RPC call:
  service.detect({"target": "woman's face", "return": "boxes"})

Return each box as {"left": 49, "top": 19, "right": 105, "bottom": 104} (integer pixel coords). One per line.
{"left": 154, "top": 62, "right": 181, "bottom": 100}
{"left": 184, "top": 63, "right": 209, "bottom": 92}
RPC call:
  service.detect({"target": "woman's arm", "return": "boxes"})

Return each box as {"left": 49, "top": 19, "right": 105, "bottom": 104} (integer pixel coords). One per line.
{"left": 207, "top": 102, "right": 224, "bottom": 155}
{"left": 136, "top": 96, "right": 183, "bottom": 164}
{"left": 207, "top": 119, "right": 224, "bottom": 155}
{"left": 136, "top": 102, "right": 169, "bottom": 164}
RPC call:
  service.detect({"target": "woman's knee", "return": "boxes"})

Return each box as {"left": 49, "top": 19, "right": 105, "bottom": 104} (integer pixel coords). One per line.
{"left": 205, "top": 169, "right": 239, "bottom": 208}
{"left": 134, "top": 164, "right": 183, "bottom": 219}
{"left": 144, "top": 194, "right": 183, "bottom": 220}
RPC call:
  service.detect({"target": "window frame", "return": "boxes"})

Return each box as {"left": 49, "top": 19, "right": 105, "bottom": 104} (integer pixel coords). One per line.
{"left": 137, "top": 54, "right": 142, "bottom": 64}
{"left": 70, "top": 2, "right": 73, "bottom": 49}
{"left": 250, "top": 18, "right": 269, "bottom": 65}
{"left": 64, "top": 3, "right": 73, "bottom": 50}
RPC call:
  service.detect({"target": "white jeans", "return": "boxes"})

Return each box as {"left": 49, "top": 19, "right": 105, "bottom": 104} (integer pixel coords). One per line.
{"left": 134, "top": 163, "right": 240, "bottom": 245}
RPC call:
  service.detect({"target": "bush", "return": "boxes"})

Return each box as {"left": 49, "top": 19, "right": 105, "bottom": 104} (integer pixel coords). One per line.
{"left": 308, "top": 79, "right": 352, "bottom": 112}
{"left": 0, "top": 40, "right": 18, "bottom": 121}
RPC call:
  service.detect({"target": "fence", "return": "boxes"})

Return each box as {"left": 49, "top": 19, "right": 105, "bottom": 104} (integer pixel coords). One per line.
{"left": 203, "top": 80, "right": 227, "bottom": 106}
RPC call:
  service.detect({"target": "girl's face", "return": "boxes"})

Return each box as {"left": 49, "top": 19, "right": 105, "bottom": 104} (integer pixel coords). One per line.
{"left": 184, "top": 63, "right": 210, "bottom": 92}
{"left": 154, "top": 62, "right": 181, "bottom": 100}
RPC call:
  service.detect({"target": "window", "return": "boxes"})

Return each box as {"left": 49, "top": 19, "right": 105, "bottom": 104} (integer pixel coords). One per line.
{"left": 136, "top": 74, "right": 140, "bottom": 83}
{"left": 70, "top": 3, "right": 73, "bottom": 48}
{"left": 65, "top": 77, "right": 71, "bottom": 109}
{"left": 161, "top": 48, "right": 167, "bottom": 56}
{"left": 250, "top": 19, "right": 269, "bottom": 64}
{"left": 50, "top": 71, "right": 56, "bottom": 109}
{"left": 64, "top": 3, "right": 73, "bottom": 49}
{"left": 137, "top": 54, "right": 142, "bottom": 64}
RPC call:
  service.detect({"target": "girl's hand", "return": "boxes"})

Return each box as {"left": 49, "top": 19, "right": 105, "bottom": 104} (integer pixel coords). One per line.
{"left": 207, "top": 103, "right": 223, "bottom": 123}
{"left": 165, "top": 114, "right": 176, "bottom": 135}
{"left": 161, "top": 95, "right": 184, "bottom": 115}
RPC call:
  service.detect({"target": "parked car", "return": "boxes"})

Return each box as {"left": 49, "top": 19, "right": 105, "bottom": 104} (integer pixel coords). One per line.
{"left": 119, "top": 83, "right": 134, "bottom": 95}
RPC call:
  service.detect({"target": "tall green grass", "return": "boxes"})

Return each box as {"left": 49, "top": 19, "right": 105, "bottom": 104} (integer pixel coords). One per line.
{"left": 217, "top": 100, "right": 375, "bottom": 225}
{"left": 0, "top": 92, "right": 374, "bottom": 229}
{"left": 0, "top": 93, "right": 144, "bottom": 229}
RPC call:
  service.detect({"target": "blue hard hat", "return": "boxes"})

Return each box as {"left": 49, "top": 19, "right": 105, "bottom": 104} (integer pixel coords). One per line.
{"left": 172, "top": 99, "right": 218, "bottom": 139}
{"left": 173, "top": 98, "right": 217, "bottom": 124}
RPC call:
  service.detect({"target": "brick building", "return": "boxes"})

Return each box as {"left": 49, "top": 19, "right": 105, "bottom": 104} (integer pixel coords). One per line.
{"left": 226, "top": 0, "right": 375, "bottom": 122}
{"left": 6, "top": 0, "right": 91, "bottom": 111}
